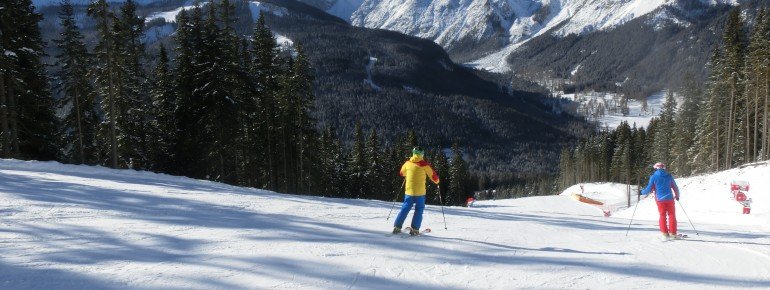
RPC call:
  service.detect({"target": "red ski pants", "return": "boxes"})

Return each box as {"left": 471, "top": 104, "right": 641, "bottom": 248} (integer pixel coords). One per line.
{"left": 656, "top": 200, "right": 677, "bottom": 234}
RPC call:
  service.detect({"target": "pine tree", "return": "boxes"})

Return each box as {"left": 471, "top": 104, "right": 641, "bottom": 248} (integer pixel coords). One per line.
{"left": 88, "top": 0, "right": 120, "bottom": 168}
{"left": 558, "top": 147, "right": 574, "bottom": 190}
{"left": 365, "top": 128, "right": 385, "bottom": 199}
{"left": 432, "top": 147, "right": 450, "bottom": 205}
{"left": 722, "top": 8, "right": 747, "bottom": 167}
{"left": 317, "top": 126, "right": 349, "bottom": 197}
{"left": 597, "top": 133, "right": 614, "bottom": 181}
{"left": 652, "top": 91, "right": 677, "bottom": 165}
{"left": 745, "top": 9, "right": 770, "bottom": 162}
{"left": 671, "top": 75, "right": 701, "bottom": 176}
{"left": 323, "top": 127, "right": 348, "bottom": 197}
{"left": 173, "top": 6, "right": 206, "bottom": 178}
{"left": 631, "top": 126, "right": 648, "bottom": 186}
{"left": 762, "top": 9, "right": 770, "bottom": 161}
{"left": 349, "top": 121, "right": 367, "bottom": 198}
{"left": 286, "top": 44, "right": 318, "bottom": 194}
{"left": 1, "top": 0, "right": 59, "bottom": 160}
{"left": 54, "top": 0, "right": 98, "bottom": 164}
{"left": 250, "top": 12, "right": 282, "bottom": 189}
{"left": 114, "top": 0, "right": 150, "bottom": 169}
{"left": 0, "top": 5, "right": 11, "bottom": 157}
{"left": 609, "top": 122, "right": 631, "bottom": 183}
{"left": 692, "top": 48, "right": 727, "bottom": 173}
{"left": 149, "top": 45, "right": 176, "bottom": 172}
{"left": 194, "top": 3, "right": 241, "bottom": 183}
{"left": 449, "top": 140, "right": 469, "bottom": 206}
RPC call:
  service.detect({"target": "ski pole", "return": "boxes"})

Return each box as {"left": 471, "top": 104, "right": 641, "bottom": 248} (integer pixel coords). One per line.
{"left": 386, "top": 179, "right": 406, "bottom": 221}
{"left": 676, "top": 198, "right": 699, "bottom": 236}
{"left": 437, "top": 184, "right": 447, "bottom": 230}
{"left": 625, "top": 191, "right": 641, "bottom": 236}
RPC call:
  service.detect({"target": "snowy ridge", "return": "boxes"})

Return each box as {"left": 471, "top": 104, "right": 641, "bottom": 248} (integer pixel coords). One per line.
{"left": 32, "top": 0, "right": 162, "bottom": 6}
{"left": 317, "top": 0, "right": 740, "bottom": 72}
{"left": 146, "top": 2, "right": 208, "bottom": 24}
{"left": 2, "top": 159, "right": 770, "bottom": 288}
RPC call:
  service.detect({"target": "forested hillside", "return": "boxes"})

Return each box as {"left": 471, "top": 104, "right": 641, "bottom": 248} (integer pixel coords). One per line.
{"left": 2, "top": 0, "right": 592, "bottom": 205}
{"left": 257, "top": 0, "right": 590, "bottom": 175}
{"left": 559, "top": 6, "right": 770, "bottom": 190}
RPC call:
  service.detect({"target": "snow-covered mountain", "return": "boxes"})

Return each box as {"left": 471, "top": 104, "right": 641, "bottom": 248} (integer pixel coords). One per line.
{"left": 32, "top": 0, "right": 164, "bottom": 6}
{"left": 1, "top": 158, "right": 769, "bottom": 288}
{"left": 305, "top": 0, "right": 738, "bottom": 69}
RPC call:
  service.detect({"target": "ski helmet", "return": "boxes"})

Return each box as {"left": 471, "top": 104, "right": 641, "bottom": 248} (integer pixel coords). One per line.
{"left": 412, "top": 146, "right": 425, "bottom": 156}
{"left": 653, "top": 162, "right": 666, "bottom": 169}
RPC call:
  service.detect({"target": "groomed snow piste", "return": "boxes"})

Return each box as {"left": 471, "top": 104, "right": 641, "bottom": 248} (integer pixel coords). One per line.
{"left": 1, "top": 159, "right": 769, "bottom": 289}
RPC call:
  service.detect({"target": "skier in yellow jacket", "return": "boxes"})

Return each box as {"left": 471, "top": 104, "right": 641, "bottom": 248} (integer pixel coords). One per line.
{"left": 393, "top": 147, "right": 440, "bottom": 235}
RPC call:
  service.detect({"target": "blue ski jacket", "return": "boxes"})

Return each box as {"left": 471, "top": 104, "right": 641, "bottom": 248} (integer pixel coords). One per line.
{"left": 641, "top": 169, "right": 680, "bottom": 202}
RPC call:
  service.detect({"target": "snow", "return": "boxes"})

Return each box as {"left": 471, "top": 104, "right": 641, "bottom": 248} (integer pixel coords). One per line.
{"left": 274, "top": 33, "right": 293, "bottom": 48}
{"left": 393, "top": 0, "right": 737, "bottom": 72}
{"left": 562, "top": 183, "right": 640, "bottom": 215}
{"left": 249, "top": 1, "right": 288, "bottom": 18}
{"left": 33, "top": 0, "right": 161, "bottom": 6}
{"left": 561, "top": 90, "right": 670, "bottom": 130}
{"left": 570, "top": 63, "right": 582, "bottom": 76}
{"left": 363, "top": 56, "right": 380, "bottom": 91}
{"left": 2, "top": 158, "right": 770, "bottom": 289}
{"left": 145, "top": 3, "right": 207, "bottom": 24}
{"left": 612, "top": 162, "right": 770, "bottom": 227}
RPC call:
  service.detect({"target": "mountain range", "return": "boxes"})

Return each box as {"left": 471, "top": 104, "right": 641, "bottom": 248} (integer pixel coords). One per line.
{"left": 293, "top": 0, "right": 752, "bottom": 93}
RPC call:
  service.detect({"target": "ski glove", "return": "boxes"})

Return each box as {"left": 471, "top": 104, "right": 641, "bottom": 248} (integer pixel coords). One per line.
{"left": 675, "top": 195, "right": 679, "bottom": 201}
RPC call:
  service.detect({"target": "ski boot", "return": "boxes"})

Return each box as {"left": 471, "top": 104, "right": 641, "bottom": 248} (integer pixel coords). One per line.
{"left": 670, "top": 233, "right": 682, "bottom": 240}
{"left": 409, "top": 228, "right": 420, "bottom": 236}
{"left": 392, "top": 227, "right": 402, "bottom": 234}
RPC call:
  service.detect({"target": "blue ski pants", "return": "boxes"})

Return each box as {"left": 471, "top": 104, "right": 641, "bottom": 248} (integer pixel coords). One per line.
{"left": 394, "top": 195, "right": 426, "bottom": 230}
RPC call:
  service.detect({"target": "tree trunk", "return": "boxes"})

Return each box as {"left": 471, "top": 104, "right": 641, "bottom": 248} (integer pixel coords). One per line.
{"left": 762, "top": 69, "right": 770, "bottom": 160}
{"left": 267, "top": 124, "right": 274, "bottom": 189}
{"left": 282, "top": 125, "right": 288, "bottom": 193}
{"left": 727, "top": 73, "right": 736, "bottom": 168}
{"left": 75, "top": 86, "right": 85, "bottom": 164}
{"left": 299, "top": 133, "right": 304, "bottom": 193}
{"left": 754, "top": 68, "right": 760, "bottom": 162}
{"left": 8, "top": 80, "right": 18, "bottom": 157}
{"left": 0, "top": 74, "right": 9, "bottom": 157}
{"left": 108, "top": 46, "right": 118, "bottom": 168}
{"left": 746, "top": 74, "right": 752, "bottom": 163}
{"left": 713, "top": 91, "right": 720, "bottom": 172}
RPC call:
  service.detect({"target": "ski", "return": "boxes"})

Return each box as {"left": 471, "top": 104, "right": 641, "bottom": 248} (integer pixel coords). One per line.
{"left": 386, "top": 227, "right": 432, "bottom": 237}
{"left": 402, "top": 227, "right": 431, "bottom": 237}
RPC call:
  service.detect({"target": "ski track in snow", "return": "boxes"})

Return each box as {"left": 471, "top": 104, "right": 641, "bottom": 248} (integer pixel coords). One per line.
{"left": 1, "top": 159, "right": 770, "bottom": 288}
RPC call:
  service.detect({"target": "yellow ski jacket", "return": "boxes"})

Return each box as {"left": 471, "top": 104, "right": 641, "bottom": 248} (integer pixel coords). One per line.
{"left": 399, "top": 155, "right": 440, "bottom": 196}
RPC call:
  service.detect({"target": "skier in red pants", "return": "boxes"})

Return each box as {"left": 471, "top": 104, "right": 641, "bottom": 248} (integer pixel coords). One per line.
{"left": 640, "top": 162, "right": 681, "bottom": 239}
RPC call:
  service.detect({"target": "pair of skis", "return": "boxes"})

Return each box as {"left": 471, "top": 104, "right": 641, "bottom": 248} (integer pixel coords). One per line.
{"left": 661, "top": 233, "right": 689, "bottom": 241}
{"left": 389, "top": 227, "right": 432, "bottom": 237}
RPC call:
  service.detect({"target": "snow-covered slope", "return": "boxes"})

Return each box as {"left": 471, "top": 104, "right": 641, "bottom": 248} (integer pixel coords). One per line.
{"left": 2, "top": 159, "right": 769, "bottom": 288}
{"left": 145, "top": 2, "right": 207, "bottom": 23}
{"left": 562, "top": 90, "right": 671, "bottom": 129}
{"left": 560, "top": 159, "right": 770, "bottom": 227}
